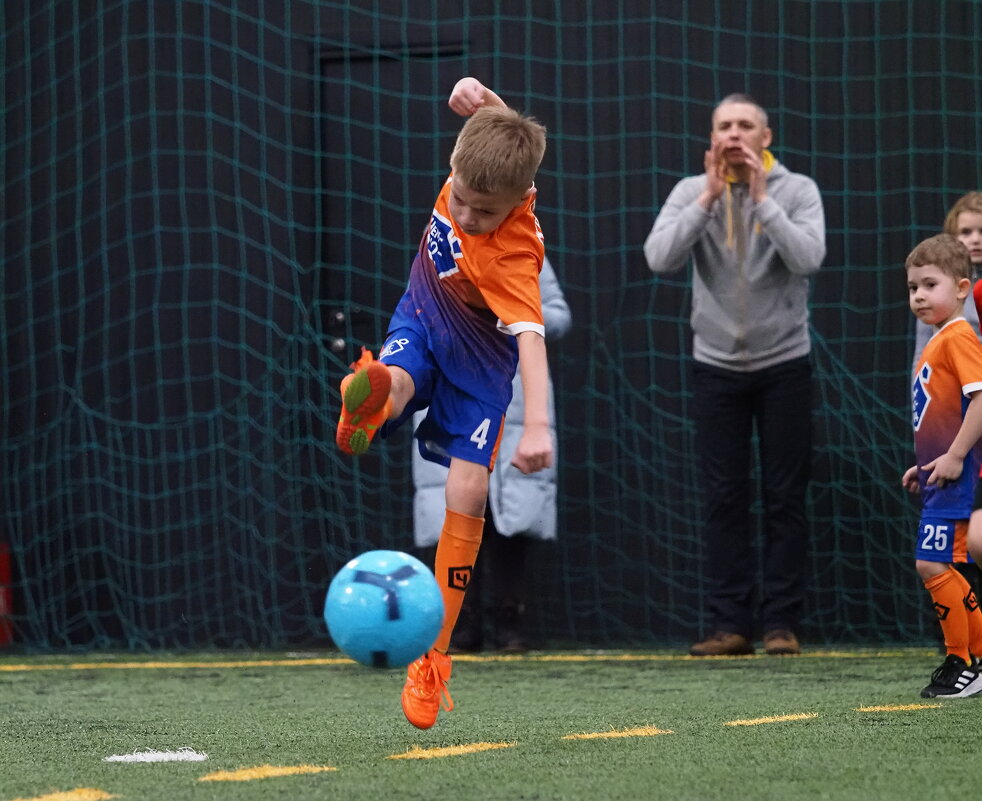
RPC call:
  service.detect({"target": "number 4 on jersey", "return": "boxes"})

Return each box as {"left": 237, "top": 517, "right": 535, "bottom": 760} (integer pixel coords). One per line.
{"left": 470, "top": 418, "right": 491, "bottom": 449}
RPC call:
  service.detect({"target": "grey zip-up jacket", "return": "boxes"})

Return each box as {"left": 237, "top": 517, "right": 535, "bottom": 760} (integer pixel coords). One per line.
{"left": 643, "top": 160, "right": 826, "bottom": 372}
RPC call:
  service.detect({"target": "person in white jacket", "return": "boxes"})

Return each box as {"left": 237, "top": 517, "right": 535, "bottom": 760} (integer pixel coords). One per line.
{"left": 411, "top": 256, "right": 571, "bottom": 651}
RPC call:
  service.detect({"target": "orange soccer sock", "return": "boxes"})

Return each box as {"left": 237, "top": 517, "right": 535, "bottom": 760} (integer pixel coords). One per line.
{"left": 924, "top": 567, "right": 978, "bottom": 664}
{"left": 965, "top": 579, "right": 982, "bottom": 660}
{"left": 432, "top": 508, "right": 485, "bottom": 653}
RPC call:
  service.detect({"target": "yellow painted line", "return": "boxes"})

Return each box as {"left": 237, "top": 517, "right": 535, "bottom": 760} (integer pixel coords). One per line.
{"left": 388, "top": 742, "right": 516, "bottom": 760}
{"left": 457, "top": 649, "right": 937, "bottom": 664}
{"left": 857, "top": 703, "right": 941, "bottom": 712}
{"left": 8, "top": 790, "right": 115, "bottom": 801}
{"left": 198, "top": 764, "right": 337, "bottom": 782}
{"left": 563, "top": 725, "right": 673, "bottom": 740}
{"left": 724, "top": 712, "right": 818, "bottom": 727}
{"left": 0, "top": 658, "right": 351, "bottom": 673}
{"left": 0, "top": 649, "right": 940, "bottom": 673}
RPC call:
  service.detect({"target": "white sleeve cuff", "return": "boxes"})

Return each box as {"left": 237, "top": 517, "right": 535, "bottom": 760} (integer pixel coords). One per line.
{"left": 497, "top": 320, "right": 545, "bottom": 337}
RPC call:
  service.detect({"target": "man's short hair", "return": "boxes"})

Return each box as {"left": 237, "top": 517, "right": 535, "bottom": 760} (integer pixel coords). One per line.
{"left": 714, "top": 93, "right": 768, "bottom": 128}
{"left": 450, "top": 107, "right": 546, "bottom": 196}
{"left": 905, "top": 233, "right": 972, "bottom": 281}
{"left": 943, "top": 192, "right": 982, "bottom": 236}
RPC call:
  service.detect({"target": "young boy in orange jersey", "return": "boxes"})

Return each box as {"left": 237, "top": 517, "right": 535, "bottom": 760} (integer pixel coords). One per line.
{"left": 335, "top": 77, "right": 551, "bottom": 728}
{"left": 903, "top": 233, "right": 982, "bottom": 698}
{"left": 914, "top": 193, "right": 982, "bottom": 598}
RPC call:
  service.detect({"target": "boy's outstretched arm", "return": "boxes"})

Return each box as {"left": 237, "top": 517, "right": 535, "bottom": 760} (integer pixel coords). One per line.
{"left": 922, "top": 390, "right": 982, "bottom": 487}
{"left": 448, "top": 77, "right": 507, "bottom": 117}
{"left": 511, "top": 330, "right": 552, "bottom": 475}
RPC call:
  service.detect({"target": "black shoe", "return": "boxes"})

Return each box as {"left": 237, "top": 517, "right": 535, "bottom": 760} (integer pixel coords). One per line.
{"left": 495, "top": 602, "right": 528, "bottom": 653}
{"left": 449, "top": 594, "right": 484, "bottom": 653}
{"left": 449, "top": 615, "right": 484, "bottom": 653}
{"left": 920, "top": 654, "right": 982, "bottom": 698}
{"left": 448, "top": 630, "right": 483, "bottom": 654}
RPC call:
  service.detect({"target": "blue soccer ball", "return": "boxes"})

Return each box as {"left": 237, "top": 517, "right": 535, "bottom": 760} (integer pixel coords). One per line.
{"left": 324, "top": 550, "right": 444, "bottom": 669}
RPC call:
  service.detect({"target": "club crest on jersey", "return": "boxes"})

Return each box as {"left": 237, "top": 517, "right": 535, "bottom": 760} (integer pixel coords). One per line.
{"left": 912, "top": 362, "right": 932, "bottom": 431}
{"left": 379, "top": 337, "right": 409, "bottom": 359}
{"left": 427, "top": 211, "right": 463, "bottom": 278}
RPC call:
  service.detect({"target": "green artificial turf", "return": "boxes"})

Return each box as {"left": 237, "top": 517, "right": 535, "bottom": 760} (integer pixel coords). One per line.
{"left": 1, "top": 649, "right": 980, "bottom": 801}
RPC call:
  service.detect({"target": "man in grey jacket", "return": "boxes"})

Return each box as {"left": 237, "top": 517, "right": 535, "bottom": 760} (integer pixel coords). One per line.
{"left": 644, "top": 94, "right": 826, "bottom": 656}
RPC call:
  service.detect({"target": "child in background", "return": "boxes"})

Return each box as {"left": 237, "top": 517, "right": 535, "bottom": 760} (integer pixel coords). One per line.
{"left": 912, "top": 192, "right": 982, "bottom": 366}
{"left": 912, "top": 193, "right": 982, "bottom": 599}
{"left": 335, "top": 77, "right": 550, "bottom": 728}
{"left": 943, "top": 192, "right": 982, "bottom": 269}
{"left": 903, "top": 233, "right": 982, "bottom": 698}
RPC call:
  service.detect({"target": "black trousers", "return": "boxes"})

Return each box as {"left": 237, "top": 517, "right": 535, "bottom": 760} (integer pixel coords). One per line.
{"left": 690, "top": 355, "right": 812, "bottom": 638}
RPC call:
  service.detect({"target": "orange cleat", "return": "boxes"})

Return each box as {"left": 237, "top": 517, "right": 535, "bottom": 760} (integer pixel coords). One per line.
{"left": 401, "top": 650, "right": 454, "bottom": 729}
{"left": 335, "top": 348, "right": 392, "bottom": 455}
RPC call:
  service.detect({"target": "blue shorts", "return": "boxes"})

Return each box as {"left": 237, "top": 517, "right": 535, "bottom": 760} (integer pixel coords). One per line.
{"left": 378, "top": 326, "right": 505, "bottom": 470}
{"left": 916, "top": 517, "right": 973, "bottom": 563}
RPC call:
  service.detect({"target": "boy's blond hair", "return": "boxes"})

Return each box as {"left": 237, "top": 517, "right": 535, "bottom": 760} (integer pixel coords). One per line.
{"left": 943, "top": 192, "right": 982, "bottom": 236}
{"left": 905, "top": 233, "right": 972, "bottom": 281}
{"left": 449, "top": 106, "right": 546, "bottom": 196}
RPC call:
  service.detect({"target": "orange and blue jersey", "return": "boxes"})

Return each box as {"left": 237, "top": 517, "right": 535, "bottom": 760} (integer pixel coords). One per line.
{"left": 388, "top": 175, "right": 544, "bottom": 411}
{"left": 912, "top": 317, "right": 982, "bottom": 518}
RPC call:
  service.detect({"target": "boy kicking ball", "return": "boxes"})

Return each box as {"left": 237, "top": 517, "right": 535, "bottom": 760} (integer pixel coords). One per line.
{"left": 903, "top": 233, "right": 982, "bottom": 698}
{"left": 336, "top": 77, "right": 551, "bottom": 728}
